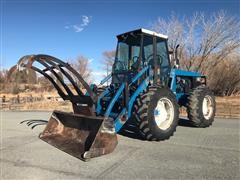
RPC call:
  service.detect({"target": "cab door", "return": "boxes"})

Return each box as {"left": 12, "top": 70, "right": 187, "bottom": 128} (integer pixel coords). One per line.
{"left": 156, "top": 37, "right": 171, "bottom": 85}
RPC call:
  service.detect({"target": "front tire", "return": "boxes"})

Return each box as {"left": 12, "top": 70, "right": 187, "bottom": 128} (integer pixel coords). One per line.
{"left": 134, "top": 87, "right": 179, "bottom": 141}
{"left": 187, "top": 86, "right": 216, "bottom": 127}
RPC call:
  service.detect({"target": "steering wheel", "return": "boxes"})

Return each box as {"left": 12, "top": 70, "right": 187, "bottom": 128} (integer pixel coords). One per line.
{"left": 146, "top": 54, "right": 153, "bottom": 61}
{"left": 145, "top": 54, "right": 162, "bottom": 66}
{"left": 144, "top": 54, "right": 153, "bottom": 66}
{"left": 113, "top": 60, "right": 126, "bottom": 71}
{"left": 156, "top": 54, "right": 163, "bottom": 65}
{"left": 132, "top": 56, "right": 139, "bottom": 62}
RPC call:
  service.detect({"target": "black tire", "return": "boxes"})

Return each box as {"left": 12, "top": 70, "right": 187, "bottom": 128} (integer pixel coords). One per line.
{"left": 133, "top": 87, "right": 179, "bottom": 141}
{"left": 187, "top": 86, "right": 216, "bottom": 127}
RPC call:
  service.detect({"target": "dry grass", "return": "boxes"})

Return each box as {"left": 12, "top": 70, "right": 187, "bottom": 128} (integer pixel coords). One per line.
{"left": 215, "top": 96, "right": 240, "bottom": 118}
{"left": 1, "top": 92, "right": 239, "bottom": 118}
{"left": 21, "top": 101, "right": 72, "bottom": 112}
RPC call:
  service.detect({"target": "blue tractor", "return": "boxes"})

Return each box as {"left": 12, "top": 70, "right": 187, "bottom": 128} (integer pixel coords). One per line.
{"left": 17, "top": 29, "right": 216, "bottom": 161}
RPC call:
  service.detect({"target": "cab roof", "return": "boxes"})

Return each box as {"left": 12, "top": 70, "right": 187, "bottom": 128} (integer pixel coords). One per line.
{"left": 117, "top": 28, "right": 168, "bottom": 39}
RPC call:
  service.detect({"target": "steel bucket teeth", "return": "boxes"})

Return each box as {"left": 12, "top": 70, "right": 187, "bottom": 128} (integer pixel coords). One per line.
{"left": 39, "top": 111, "right": 118, "bottom": 161}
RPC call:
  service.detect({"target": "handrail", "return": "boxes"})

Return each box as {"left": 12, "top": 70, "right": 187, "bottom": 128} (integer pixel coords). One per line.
{"left": 114, "top": 77, "right": 150, "bottom": 132}
{"left": 100, "top": 74, "right": 112, "bottom": 85}
{"left": 128, "top": 77, "right": 150, "bottom": 118}
{"left": 104, "top": 66, "right": 150, "bottom": 120}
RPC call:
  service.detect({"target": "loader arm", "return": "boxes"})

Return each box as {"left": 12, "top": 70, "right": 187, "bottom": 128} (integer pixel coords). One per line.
{"left": 96, "top": 66, "right": 152, "bottom": 132}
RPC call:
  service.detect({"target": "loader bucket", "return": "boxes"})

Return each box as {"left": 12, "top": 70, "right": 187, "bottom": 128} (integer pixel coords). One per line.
{"left": 39, "top": 110, "right": 118, "bottom": 161}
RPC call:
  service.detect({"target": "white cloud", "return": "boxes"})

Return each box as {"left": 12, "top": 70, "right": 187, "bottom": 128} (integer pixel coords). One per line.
{"left": 81, "top": 15, "right": 90, "bottom": 26}
{"left": 73, "top": 25, "right": 83, "bottom": 32}
{"left": 65, "top": 15, "right": 92, "bottom": 33}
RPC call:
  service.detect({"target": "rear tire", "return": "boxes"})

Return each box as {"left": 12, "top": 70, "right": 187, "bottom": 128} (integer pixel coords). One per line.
{"left": 133, "top": 87, "right": 179, "bottom": 141}
{"left": 187, "top": 86, "right": 216, "bottom": 127}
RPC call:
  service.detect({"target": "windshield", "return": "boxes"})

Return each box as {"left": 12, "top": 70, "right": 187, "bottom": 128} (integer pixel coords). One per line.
{"left": 113, "top": 34, "right": 141, "bottom": 72}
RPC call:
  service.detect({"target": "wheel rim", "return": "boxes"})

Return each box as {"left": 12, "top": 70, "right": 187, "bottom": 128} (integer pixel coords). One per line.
{"left": 202, "top": 95, "right": 214, "bottom": 120}
{"left": 154, "top": 98, "right": 174, "bottom": 130}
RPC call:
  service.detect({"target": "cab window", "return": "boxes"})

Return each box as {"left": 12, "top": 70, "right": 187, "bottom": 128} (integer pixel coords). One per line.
{"left": 156, "top": 38, "right": 170, "bottom": 67}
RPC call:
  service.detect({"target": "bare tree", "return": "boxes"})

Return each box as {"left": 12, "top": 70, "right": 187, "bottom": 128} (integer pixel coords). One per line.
{"left": 37, "top": 76, "right": 53, "bottom": 91}
{"left": 152, "top": 13, "right": 185, "bottom": 53}
{"left": 6, "top": 66, "right": 37, "bottom": 84}
{"left": 69, "top": 55, "right": 92, "bottom": 84}
{"left": 152, "top": 11, "right": 240, "bottom": 95}
{"left": 207, "top": 55, "right": 240, "bottom": 96}
{"left": 101, "top": 50, "right": 115, "bottom": 76}
{"left": 0, "top": 67, "right": 37, "bottom": 93}
{"left": 0, "top": 69, "right": 8, "bottom": 92}
{"left": 0, "top": 69, "right": 8, "bottom": 83}
{"left": 152, "top": 11, "right": 240, "bottom": 73}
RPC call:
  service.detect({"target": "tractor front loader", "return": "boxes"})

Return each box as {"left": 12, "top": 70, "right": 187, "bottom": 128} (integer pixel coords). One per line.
{"left": 17, "top": 29, "right": 216, "bottom": 161}
{"left": 16, "top": 55, "right": 117, "bottom": 160}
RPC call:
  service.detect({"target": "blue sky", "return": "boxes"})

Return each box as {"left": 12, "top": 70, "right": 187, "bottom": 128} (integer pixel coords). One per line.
{"left": 1, "top": 0, "right": 239, "bottom": 83}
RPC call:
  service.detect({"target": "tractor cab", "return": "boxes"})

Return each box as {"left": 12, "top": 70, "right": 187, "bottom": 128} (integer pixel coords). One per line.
{"left": 112, "top": 29, "right": 171, "bottom": 86}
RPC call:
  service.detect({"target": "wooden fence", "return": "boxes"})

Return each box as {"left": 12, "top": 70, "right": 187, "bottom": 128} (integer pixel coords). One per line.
{"left": 0, "top": 95, "right": 63, "bottom": 111}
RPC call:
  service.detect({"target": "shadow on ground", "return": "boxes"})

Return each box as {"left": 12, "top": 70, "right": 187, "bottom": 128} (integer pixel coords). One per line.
{"left": 119, "top": 118, "right": 196, "bottom": 140}
{"left": 118, "top": 119, "right": 145, "bottom": 140}
{"left": 178, "top": 118, "right": 196, "bottom": 127}
{"left": 20, "top": 117, "right": 196, "bottom": 140}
